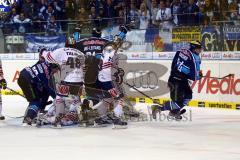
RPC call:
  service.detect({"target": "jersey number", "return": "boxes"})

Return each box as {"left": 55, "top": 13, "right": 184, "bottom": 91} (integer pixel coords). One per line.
{"left": 66, "top": 57, "right": 82, "bottom": 69}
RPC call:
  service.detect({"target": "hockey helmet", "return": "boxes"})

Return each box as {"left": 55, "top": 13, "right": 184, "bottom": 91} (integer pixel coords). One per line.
{"left": 41, "top": 50, "right": 59, "bottom": 65}
{"left": 189, "top": 41, "right": 202, "bottom": 50}
{"left": 39, "top": 48, "right": 48, "bottom": 62}
{"left": 65, "top": 36, "right": 77, "bottom": 48}
{"left": 92, "top": 27, "right": 101, "bottom": 38}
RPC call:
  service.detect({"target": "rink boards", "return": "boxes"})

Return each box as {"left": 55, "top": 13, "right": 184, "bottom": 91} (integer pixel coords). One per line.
{"left": 1, "top": 55, "right": 240, "bottom": 110}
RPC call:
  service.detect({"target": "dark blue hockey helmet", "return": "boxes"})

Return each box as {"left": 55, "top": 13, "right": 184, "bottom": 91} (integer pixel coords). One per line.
{"left": 92, "top": 27, "right": 101, "bottom": 38}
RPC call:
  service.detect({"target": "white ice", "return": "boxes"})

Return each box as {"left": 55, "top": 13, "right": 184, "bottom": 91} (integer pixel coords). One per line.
{"left": 1, "top": 95, "right": 240, "bottom": 160}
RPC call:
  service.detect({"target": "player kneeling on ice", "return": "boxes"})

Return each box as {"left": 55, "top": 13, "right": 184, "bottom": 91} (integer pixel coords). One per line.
{"left": 41, "top": 47, "right": 85, "bottom": 127}
{"left": 18, "top": 61, "right": 59, "bottom": 125}
{"left": 152, "top": 41, "right": 203, "bottom": 120}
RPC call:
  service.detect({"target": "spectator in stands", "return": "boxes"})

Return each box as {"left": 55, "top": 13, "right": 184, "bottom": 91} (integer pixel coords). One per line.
{"left": 11, "top": 1, "right": 22, "bottom": 15}
{"left": 150, "top": 0, "right": 159, "bottom": 27}
{"left": 22, "top": 0, "right": 34, "bottom": 19}
{"left": 139, "top": 2, "right": 150, "bottom": 29}
{"left": 43, "top": 5, "right": 56, "bottom": 21}
{"left": 45, "top": 15, "right": 60, "bottom": 35}
{"left": 89, "top": 6, "right": 99, "bottom": 27}
{"left": 7, "top": 8, "right": 18, "bottom": 23}
{"left": 186, "top": 0, "right": 200, "bottom": 26}
{"left": 63, "top": 0, "right": 75, "bottom": 20}
{"left": 156, "top": 1, "right": 172, "bottom": 29}
{"left": 117, "top": 9, "right": 125, "bottom": 24}
{"left": 197, "top": 4, "right": 205, "bottom": 25}
{"left": 229, "top": 1, "right": 240, "bottom": 25}
{"left": 166, "top": 0, "right": 171, "bottom": 8}
{"left": 52, "top": 0, "right": 65, "bottom": 20}
{"left": 202, "top": 0, "right": 219, "bottom": 23}
{"left": 171, "top": 0, "right": 183, "bottom": 26}
{"left": 218, "top": 0, "right": 229, "bottom": 18}
{"left": 76, "top": 7, "right": 88, "bottom": 24}
{"left": 33, "top": 0, "right": 45, "bottom": 20}
{"left": 102, "top": 0, "right": 115, "bottom": 25}
{"left": 128, "top": 3, "right": 139, "bottom": 28}
{"left": 202, "top": 15, "right": 210, "bottom": 27}
{"left": 13, "top": 12, "right": 32, "bottom": 33}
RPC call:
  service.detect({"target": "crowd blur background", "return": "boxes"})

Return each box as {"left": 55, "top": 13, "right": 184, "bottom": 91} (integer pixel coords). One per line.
{"left": 0, "top": 0, "right": 239, "bottom": 53}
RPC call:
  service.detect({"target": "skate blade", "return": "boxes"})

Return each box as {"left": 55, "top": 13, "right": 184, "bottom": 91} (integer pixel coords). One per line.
{"left": 167, "top": 115, "right": 182, "bottom": 121}
{"left": 112, "top": 124, "right": 128, "bottom": 129}
{"left": 93, "top": 122, "right": 109, "bottom": 128}
{"left": 50, "top": 124, "right": 62, "bottom": 129}
{"left": 22, "top": 123, "right": 32, "bottom": 127}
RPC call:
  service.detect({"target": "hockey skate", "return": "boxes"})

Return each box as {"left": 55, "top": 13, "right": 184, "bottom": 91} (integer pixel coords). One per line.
{"left": 151, "top": 104, "right": 163, "bottom": 120}
{"left": 167, "top": 109, "right": 186, "bottom": 121}
{"left": 22, "top": 117, "right": 36, "bottom": 126}
{"left": 52, "top": 114, "right": 64, "bottom": 128}
{"left": 93, "top": 115, "right": 113, "bottom": 128}
{"left": 108, "top": 114, "right": 127, "bottom": 129}
{"left": 0, "top": 115, "right": 5, "bottom": 120}
{"left": 36, "top": 113, "right": 51, "bottom": 127}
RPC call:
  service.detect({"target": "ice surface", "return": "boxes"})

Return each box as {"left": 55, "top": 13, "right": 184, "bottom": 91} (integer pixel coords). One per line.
{"left": 1, "top": 96, "right": 240, "bottom": 160}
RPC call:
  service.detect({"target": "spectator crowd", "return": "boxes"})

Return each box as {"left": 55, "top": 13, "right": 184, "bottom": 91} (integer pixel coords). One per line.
{"left": 0, "top": 0, "right": 240, "bottom": 35}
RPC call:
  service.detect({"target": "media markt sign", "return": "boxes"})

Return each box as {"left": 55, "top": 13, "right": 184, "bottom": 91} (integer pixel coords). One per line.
{"left": 0, "top": 0, "right": 17, "bottom": 12}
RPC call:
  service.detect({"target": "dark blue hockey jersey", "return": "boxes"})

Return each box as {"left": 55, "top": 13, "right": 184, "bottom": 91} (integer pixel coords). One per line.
{"left": 22, "top": 62, "right": 56, "bottom": 98}
{"left": 171, "top": 48, "right": 201, "bottom": 81}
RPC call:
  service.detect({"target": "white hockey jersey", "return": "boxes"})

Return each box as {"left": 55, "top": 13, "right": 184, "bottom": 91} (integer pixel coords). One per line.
{"left": 98, "top": 46, "right": 118, "bottom": 82}
{"left": 43, "top": 47, "right": 85, "bottom": 83}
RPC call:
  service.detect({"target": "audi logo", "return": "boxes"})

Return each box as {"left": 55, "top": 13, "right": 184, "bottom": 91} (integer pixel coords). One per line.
{"left": 126, "top": 71, "right": 158, "bottom": 89}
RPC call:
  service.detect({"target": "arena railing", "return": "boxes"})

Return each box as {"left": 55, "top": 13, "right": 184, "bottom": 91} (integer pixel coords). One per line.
{"left": 0, "top": 16, "right": 239, "bottom": 54}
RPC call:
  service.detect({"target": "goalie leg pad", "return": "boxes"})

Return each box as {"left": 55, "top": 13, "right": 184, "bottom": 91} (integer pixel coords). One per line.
{"left": 55, "top": 96, "right": 65, "bottom": 117}
{"left": 113, "top": 99, "right": 124, "bottom": 117}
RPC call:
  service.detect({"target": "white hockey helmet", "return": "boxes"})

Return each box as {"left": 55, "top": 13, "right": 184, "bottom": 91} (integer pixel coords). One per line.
{"left": 41, "top": 50, "right": 57, "bottom": 64}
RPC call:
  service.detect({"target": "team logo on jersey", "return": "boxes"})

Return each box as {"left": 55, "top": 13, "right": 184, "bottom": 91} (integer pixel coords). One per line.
{"left": 58, "top": 84, "right": 70, "bottom": 96}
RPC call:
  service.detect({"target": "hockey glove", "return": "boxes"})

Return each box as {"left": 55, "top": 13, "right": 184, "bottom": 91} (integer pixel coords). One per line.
{"left": 0, "top": 78, "right": 7, "bottom": 90}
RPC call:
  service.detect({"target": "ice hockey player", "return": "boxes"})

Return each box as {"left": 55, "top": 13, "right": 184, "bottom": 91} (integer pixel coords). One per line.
{"left": 41, "top": 46, "right": 85, "bottom": 127}
{"left": 37, "top": 48, "right": 54, "bottom": 112}
{"left": 0, "top": 60, "right": 7, "bottom": 120}
{"left": 152, "top": 41, "right": 203, "bottom": 120}
{"left": 76, "top": 26, "right": 129, "bottom": 127}
{"left": 76, "top": 27, "right": 110, "bottom": 105}
{"left": 85, "top": 26, "right": 127, "bottom": 126}
{"left": 18, "top": 60, "right": 59, "bottom": 125}
{"left": 93, "top": 42, "right": 128, "bottom": 128}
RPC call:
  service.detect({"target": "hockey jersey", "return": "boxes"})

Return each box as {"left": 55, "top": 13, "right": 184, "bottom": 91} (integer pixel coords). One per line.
{"left": 44, "top": 47, "right": 85, "bottom": 83}
{"left": 76, "top": 37, "right": 110, "bottom": 84}
{"left": 22, "top": 62, "right": 56, "bottom": 98}
{"left": 98, "top": 46, "right": 118, "bottom": 82}
{"left": 171, "top": 48, "right": 201, "bottom": 81}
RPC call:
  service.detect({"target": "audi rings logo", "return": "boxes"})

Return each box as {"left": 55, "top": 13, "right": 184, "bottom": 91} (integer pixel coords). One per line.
{"left": 119, "top": 62, "right": 170, "bottom": 97}
{"left": 127, "top": 71, "right": 158, "bottom": 89}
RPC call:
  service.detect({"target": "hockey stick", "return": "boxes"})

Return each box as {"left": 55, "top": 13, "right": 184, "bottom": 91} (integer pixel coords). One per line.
{"left": 202, "top": 74, "right": 234, "bottom": 80}
{"left": 6, "top": 87, "right": 25, "bottom": 98}
{"left": 123, "top": 81, "right": 161, "bottom": 105}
